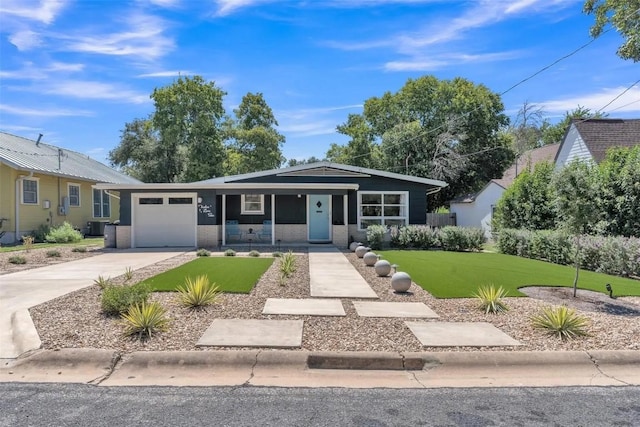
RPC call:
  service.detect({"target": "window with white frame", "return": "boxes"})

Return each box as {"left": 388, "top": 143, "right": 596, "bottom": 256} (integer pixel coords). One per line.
{"left": 68, "top": 183, "right": 80, "bottom": 207}
{"left": 358, "top": 191, "right": 408, "bottom": 230}
{"left": 241, "top": 194, "right": 264, "bottom": 214}
{"left": 93, "top": 189, "right": 111, "bottom": 218}
{"left": 21, "top": 178, "right": 39, "bottom": 204}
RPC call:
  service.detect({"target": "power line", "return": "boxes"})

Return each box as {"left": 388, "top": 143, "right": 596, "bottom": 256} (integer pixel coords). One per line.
{"left": 597, "top": 79, "right": 640, "bottom": 114}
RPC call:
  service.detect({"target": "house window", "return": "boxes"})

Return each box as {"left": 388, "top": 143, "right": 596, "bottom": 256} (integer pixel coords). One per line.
{"left": 21, "top": 178, "right": 39, "bottom": 204}
{"left": 241, "top": 194, "right": 264, "bottom": 214}
{"left": 93, "top": 189, "right": 111, "bottom": 218}
{"left": 358, "top": 191, "right": 408, "bottom": 230}
{"left": 68, "top": 184, "right": 80, "bottom": 207}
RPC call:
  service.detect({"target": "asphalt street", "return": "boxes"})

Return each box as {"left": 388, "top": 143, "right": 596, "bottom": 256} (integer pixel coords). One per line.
{"left": 2, "top": 383, "right": 639, "bottom": 426}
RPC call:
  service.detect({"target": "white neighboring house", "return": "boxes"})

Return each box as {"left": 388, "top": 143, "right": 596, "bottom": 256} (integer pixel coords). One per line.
{"left": 450, "top": 143, "right": 560, "bottom": 237}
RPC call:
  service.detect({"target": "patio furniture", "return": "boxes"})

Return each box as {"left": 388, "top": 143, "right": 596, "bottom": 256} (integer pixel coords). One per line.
{"left": 256, "top": 220, "right": 272, "bottom": 241}
{"left": 225, "top": 220, "right": 243, "bottom": 240}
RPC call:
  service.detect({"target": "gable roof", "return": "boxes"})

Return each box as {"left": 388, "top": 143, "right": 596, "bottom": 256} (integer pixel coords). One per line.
{"left": 0, "top": 132, "right": 141, "bottom": 184}
{"left": 566, "top": 118, "right": 640, "bottom": 163}
{"left": 197, "top": 161, "right": 448, "bottom": 188}
{"left": 450, "top": 143, "right": 559, "bottom": 204}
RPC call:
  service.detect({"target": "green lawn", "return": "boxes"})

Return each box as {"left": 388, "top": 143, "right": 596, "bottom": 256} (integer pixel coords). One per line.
{"left": 378, "top": 250, "right": 640, "bottom": 298}
{"left": 143, "top": 257, "right": 274, "bottom": 293}
{"left": 0, "top": 237, "right": 104, "bottom": 253}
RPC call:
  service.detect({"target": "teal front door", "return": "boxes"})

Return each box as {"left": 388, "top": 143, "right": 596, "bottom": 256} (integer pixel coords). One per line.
{"left": 308, "top": 194, "right": 331, "bottom": 242}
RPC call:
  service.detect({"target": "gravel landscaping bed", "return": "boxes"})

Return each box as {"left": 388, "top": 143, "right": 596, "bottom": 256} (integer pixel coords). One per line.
{"left": 1, "top": 246, "right": 102, "bottom": 274}
{"left": 28, "top": 249, "right": 640, "bottom": 354}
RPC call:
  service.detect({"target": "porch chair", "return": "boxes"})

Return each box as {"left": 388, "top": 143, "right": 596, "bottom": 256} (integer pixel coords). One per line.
{"left": 257, "top": 220, "right": 272, "bottom": 241}
{"left": 225, "top": 220, "right": 243, "bottom": 241}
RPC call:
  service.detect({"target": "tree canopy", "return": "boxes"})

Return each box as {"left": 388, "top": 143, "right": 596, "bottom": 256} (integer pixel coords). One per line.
{"left": 584, "top": 0, "right": 640, "bottom": 61}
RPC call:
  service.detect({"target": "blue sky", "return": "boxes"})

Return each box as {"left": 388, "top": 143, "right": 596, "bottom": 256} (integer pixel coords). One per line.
{"left": 1, "top": 0, "right": 638, "bottom": 165}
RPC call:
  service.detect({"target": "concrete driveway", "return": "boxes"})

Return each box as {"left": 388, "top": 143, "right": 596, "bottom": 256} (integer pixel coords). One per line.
{"left": 0, "top": 249, "right": 186, "bottom": 359}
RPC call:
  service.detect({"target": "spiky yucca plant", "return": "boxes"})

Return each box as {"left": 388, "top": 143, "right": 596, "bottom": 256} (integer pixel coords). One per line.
{"left": 176, "top": 275, "right": 221, "bottom": 308}
{"left": 123, "top": 266, "right": 134, "bottom": 283}
{"left": 94, "top": 275, "right": 111, "bottom": 289}
{"left": 473, "top": 285, "right": 509, "bottom": 314}
{"left": 531, "top": 305, "right": 589, "bottom": 340}
{"left": 121, "top": 302, "right": 169, "bottom": 339}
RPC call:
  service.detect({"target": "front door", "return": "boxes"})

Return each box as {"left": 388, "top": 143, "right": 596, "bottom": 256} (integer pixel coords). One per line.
{"left": 308, "top": 194, "right": 331, "bottom": 242}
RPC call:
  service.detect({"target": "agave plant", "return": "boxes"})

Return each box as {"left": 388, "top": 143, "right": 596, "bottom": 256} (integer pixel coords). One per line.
{"left": 94, "top": 275, "right": 111, "bottom": 289}
{"left": 473, "top": 285, "right": 509, "bottom": 314}
{"left": 121, "top": 301, "right": 169, "bottom": 339}
{"left": 176, "top": 275, "right": 221, "bottom": 308}
{"left": 531, "top": 305, "right": 589, "bottom": 340}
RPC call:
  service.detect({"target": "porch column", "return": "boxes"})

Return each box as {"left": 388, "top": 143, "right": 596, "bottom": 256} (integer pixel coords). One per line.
{"left": 343, "top": 194, "right": 348, "bottom": 230}
{"left": 222, "top": 194, "right": 226, "bottom": 246}
{"left": 271, "top": 193, "right": 275, "bottom": 246}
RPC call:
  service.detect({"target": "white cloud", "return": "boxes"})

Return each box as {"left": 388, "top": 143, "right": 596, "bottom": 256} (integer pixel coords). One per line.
{"left": 276, "top": 104, "right": 362, "bottom": 137}
{"left": 0, "top": 104, "right": 93, "bottom": 117}
{"left": 385, "top": 50, "right": 521, "bottom": 71}
{"left": 0, "top": 0, "right": 69, "bottom": 24}
{"left": 60, "top": 13, "right": 174, "bottom": 60}
{"left": 39, "top": 80, "right": 150, "bottom": 104}
{"left": 8, "top": 30, "right": 42, "bottom": 50}
{"left": 537, "top": 86, "right": 640, "bottom": 115}
{"left": 0, "top": 61, "right": 85, "bottom": 80}
{"left": 136, "top": 70, "right": 194, "bottom": 78}
{"left": 147, "top": 0, "right": 181, "bottom": 7}
{"left": 0, "top": 124, "right": 44, "bottom": 133}
{"left": 214, "top": 0, "right": 276, "bottom": 16}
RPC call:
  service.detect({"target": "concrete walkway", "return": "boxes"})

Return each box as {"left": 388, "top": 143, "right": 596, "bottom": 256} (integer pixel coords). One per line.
{"left": 0, "top": 249, "right": 185, "bottom": 359}
{"left": 308, "top": 246, "right": 378, "bottom": 298}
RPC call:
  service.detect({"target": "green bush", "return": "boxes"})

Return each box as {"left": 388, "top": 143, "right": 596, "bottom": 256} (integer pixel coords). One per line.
{"left": 531, "top": 305, "right": 589, "bottom": 340}
{"left": 439, "top": 226, "right": 467, "bottom": 251}
{"left": 176, "top": 275, "right": 220, "bottom": 308}
{"left": 8, "top": 255, "right": 26, "bottom": 264}
{"left": 366, "top": 225, "right": 387, "bottom": 250}
{"left": 224, "top": 249, "right": 236, "bottom": 257}
{"left": 45, "top": 222, "right": 82, "bottom": 243}
{"left": 196, "top": 248, "right": 211, "bottom": 257}
{"left": 121, "top": 302, "right": 169, "bottom": 339}
{"left": 101, "top": 283, "right": 151, "bottom": 315}
{"left": 31, "top": 224, "right": 50, "bottom": 243}
{"left": 46, "top": 249, "right": 61, "bottom": 257}
{"left": 71, "top": 246, "right": 87, "bottom": 253}
{"left": 272, "top": 251, "right": 283, "bottom": 258}
{"left": 248, "top": 250, "right": 261, "bottom": 257}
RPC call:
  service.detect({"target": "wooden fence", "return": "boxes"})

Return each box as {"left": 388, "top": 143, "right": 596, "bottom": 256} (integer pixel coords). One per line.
{"left": 426, "top": 212, "right": 457, "bottom": 227}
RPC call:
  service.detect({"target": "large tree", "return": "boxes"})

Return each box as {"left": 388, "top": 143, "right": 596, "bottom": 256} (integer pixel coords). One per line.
{"left": 584, "top": 0, "right": 640, "bottom": 61}
{"left": 109, "top": 117, "right": 167, "bottom": 182}
{"left": 227, "top": 92, "right": 285, "bottom": 174}
{"left": 540, "top": 106, "right": 607, "bottom": 145}
{"left": 599, "top": 145, "right": 640, "bottom": 236}
{"left": 330, "top": 114, "right": 381, "bottom": 168}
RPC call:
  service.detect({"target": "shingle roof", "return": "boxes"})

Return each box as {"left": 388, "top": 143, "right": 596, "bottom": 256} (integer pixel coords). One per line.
{"left": 573, "top": 118, "right": 640, "bottom": 163}
{"left": 0, "top": 132, "right": 141, "bottom": 184}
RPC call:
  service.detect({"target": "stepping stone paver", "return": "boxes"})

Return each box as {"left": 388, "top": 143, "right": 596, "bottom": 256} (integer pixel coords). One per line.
{"left": 353, "top": 301, "right": 439, "bottom": 318}
{"left": 197, "top": 319, "right": 303, "bottom": 348}
{"left": 309, "top": 248, "right": 378, "bottom": 299}
{"left": 263, "top": 298, "right": 346, "bottom": 316}
{"left": 405, "top": 321, "right": 521, "bottom": 347}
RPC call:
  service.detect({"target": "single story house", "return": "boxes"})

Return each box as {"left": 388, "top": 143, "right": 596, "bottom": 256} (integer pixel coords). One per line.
{"left": 555, "top": 118, "right": 640, "bottom": 168}
{"left": 95, "top": 162, "right": 447, "bottom": 249}
{"left": 0, "top": 132, "right": 141, "bottom": 244}
{"left": 450, "top": 143, "right": 560, "bottom": 237}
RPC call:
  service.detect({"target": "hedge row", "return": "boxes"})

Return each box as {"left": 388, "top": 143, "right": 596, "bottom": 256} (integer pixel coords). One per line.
{"left": 496, "top": 229, "right": 640, "bottom": 278}
{"left": 366, "top": 225, "right": 486, "bottom": 252}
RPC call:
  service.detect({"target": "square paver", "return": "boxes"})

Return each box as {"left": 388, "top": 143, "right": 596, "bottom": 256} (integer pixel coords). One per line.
{"left": 263, "top": 298, "right": 346, "bottom": 316}
{"left": 353, "top": 302, "right": 439, "bottom": 318}
{"left": 197, "top": 319, "right": 303, "bottom": 348}
{"left": 405, "top": 322, "right": 521, "bottom": 347}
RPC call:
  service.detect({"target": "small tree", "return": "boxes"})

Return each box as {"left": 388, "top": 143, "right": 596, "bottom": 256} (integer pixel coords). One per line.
{"left": 552, "top": 160, "right": 601, "bottom": 296}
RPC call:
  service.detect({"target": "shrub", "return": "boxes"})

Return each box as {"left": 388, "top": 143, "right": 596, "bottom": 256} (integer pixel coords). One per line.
{"left": 72, "top": 246, "right": 87, "bottom": 253}
{"left": 531, "top": 305, "right": 589, "bottom": 340}
{"left": 101, "top": 283, "right": 151, "bottom": 315}
{"left": 279, "top": 251, "right": 296, "bottom": 285}
{"left": 439, "top": 226, "right": 468, "bottom": 251}
{"left": 473, "top": 285, "right": 509, "bottom": 314}
{"left": 464, "top": 228, "right": 487, "bottom": 251}
{"left": 121, "top": 302, "right": 169, "bottom": 339}
{"left": 196, "top": 248, "right": 210, "bottom": 257}
{"left": 272, "top": 251, "right": 283, "bottom": 258}
{"left": 45, "top": 222, "right": 82, "bottom": 243}
{"left": 224, "top": 249, "right": 236, "bottom": 257}
{"left": 366, "top": 225, "right": 387, "bottom": 250}
{"left": 248, "top": 250, "right": 261, "bottom": 257}
{"left": 46, "top": 249, "right": 61, "bottom": 257}
{"left": 176, "top": 275, "right": 221, "bottom": 308}
{"left": 22, "top": 235, "right": 35, "bottom": 252}
{"left": 123, "top": 267, "right": 134, "bottom": 283}
{"left": 8, "top": 255, "right": 26, "bottom": 264}
{"left": 413, "top": 226, "right": 439, "bottom": 249}
{"left": 94, "top": 275, "right": 111, "bottom": 289}
{"left": 31, "top": 224, "right": 50, "bottom": 243}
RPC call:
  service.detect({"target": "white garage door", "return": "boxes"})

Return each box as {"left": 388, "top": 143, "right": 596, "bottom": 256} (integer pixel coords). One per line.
{"left": 132, "top": 193, "right": 197, "bottom": 248}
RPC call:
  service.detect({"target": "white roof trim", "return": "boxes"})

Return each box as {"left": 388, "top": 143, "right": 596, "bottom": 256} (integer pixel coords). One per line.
{"left": 94, "top": 182, "right": 360, "bottom": 191}
{"left": 197, "top": 161, "right": 448, "bottom": 187}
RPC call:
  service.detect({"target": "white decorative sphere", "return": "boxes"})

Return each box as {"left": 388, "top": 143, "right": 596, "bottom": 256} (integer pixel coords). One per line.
{"left": 355, "top": 245, "right": 369, "bottom": 258}
{"left": 374, "top": 259, "right": 391, "bottom": 276}
{"left": 391, "top": 271, "right": 412, "bottom": 293}
{"left": 363, "top": 252, "right": 378, "bottom": 266}
{"left": 349, "top": 242, "right": 362, "bottom": 252}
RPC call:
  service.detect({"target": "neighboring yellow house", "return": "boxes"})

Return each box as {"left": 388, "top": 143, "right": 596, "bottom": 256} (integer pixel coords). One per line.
{"left": 0, "top": 132, "right": 140, "bottom": 244}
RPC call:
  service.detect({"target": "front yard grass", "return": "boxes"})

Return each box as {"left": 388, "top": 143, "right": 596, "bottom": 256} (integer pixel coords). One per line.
{"left": 378, "top": 250, "right": 640, "bottom": 298}
{"left": 143, "top": 257, "right": 274, "bottom": 293}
